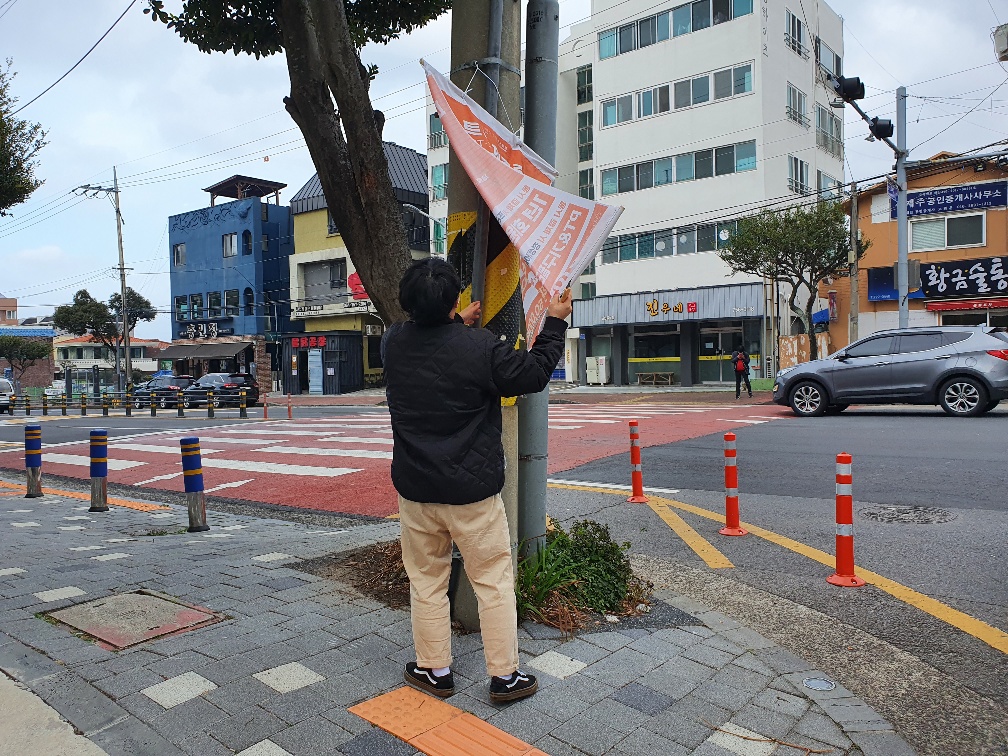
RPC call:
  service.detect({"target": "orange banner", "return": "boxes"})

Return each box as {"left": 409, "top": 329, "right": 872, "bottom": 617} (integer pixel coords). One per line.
{"left": 423, "top": 61, "right": 623, "bottom": 343}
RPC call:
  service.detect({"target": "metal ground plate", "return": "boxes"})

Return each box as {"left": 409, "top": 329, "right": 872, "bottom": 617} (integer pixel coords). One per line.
{"left": 47, "top": 590, "right": 224, "bottom": 650}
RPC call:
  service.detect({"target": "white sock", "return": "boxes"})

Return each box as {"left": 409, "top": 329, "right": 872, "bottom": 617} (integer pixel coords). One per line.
{"left": 432, "top": 667, "right": 451, "bottom": 677}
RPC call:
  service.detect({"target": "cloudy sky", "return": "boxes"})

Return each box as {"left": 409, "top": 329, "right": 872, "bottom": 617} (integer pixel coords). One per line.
{"left": 2, "top": 0, "right": 1005, "bottom": 340}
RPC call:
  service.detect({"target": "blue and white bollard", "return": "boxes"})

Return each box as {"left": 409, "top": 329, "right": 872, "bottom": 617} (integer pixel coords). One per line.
{"left": 89, "top": 429, "right": 109, "bottom": 513}
{"left": 24, "top": 424, "right": 42, "bottom": 498}
{"left": 180, "top": 436, "right": 209, "bottom": 532}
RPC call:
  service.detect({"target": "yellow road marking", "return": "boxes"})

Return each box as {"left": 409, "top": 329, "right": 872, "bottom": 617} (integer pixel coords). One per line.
{"left": 548, "top": 482, "right": 1008, "bottom": 654}
{"left": 645, "top": 499, "right": 733, "bottom": 569}
{"left": 0, "top": 480, "right": 169, "bottom": 512}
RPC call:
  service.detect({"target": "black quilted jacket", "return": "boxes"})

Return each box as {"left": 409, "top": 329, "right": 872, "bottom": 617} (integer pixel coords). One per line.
{"left": 382, "top": 315, "right": 567, "bottom": 504}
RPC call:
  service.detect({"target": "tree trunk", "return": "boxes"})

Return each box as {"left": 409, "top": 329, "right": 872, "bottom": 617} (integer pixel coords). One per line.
{"left": 277, "top": 0, "right": 412, "bottom": 324}
{"left": 805, "top": 291, "right": 818, "bottom": 361}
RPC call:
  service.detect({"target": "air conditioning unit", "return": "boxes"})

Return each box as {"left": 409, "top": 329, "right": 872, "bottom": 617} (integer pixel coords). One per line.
{"left": 996, "top": 23, "right": 1008, "bottom": 62}
{"left": 364, "top": 324, "right": 383, "bottom": 336}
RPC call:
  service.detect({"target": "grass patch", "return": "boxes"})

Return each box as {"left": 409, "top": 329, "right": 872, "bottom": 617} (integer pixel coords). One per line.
{"left": 142, "top": 528, "right": 187, "bottom": 537}
{"left": 516, "top": 520, "right": 653, "bottom": 635}
{"left": 749, "top": 378, "right": 774, "bottom": 392}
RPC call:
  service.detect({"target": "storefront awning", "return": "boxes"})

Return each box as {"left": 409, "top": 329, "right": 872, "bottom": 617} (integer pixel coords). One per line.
{"left": 159, "top": 341, "right": 253, "bottom": 360}
{"left": 925, "top": 298, "right": 1008, "bottom": 312}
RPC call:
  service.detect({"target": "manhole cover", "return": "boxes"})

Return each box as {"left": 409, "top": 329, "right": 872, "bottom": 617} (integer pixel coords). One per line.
{"left": 47, "top": 590, "right": 224, "bottom": 650}
{"left": 802, "top": 677, "right": 836, "bottom": 691}
{"left": 859, "top": 505, "right": 957, "bottom": 524}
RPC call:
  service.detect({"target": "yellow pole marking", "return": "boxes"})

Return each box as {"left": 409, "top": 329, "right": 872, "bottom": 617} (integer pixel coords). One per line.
{"left": 645, "top": 499, "right": 734, "bottom": 569}
{"left": 548, "top": 482, "right": 1008, "bottom": 654}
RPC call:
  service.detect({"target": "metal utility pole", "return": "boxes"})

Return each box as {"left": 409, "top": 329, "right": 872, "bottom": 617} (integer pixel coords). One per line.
{"left": 848, "top": 182, "right": 859, "bottom": 343}
{"left": 517, "top": 0, "right": 559, "bottom": 557}
{"left": 446, "top": 0, "right": 522, "bottom": 632}
{"left": 895, "top": 87, "right": 909, "bottom": 328}
{"left": 113, "top": 167, "right": 132, "bottom": 389}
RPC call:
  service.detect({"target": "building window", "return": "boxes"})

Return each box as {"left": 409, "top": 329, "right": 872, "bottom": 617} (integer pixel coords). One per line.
{"left": 174, "top": 296, "right": 189, "bottom": 321}
{"left": 735, "top": 140, "right": 757, "bottom": 171}
{"left": 695, "top": 148, "right": 714, "bottom": 179}
{"left": 242, "top": 229, "right": 253, "bottom": 255}
{"left": 786, "top": 10, "right": 808, "bottom": 58}
{"left": 817, "top": 38, "right": 842, "bottom": 78}
{"left": 578, "top": 169, "right": 594, "bottom": 200}
{"left": 816, "top": 105, "right": 844, "bottom": 159}
{"left": 76, "top": 347, "right": 84, "bottom": 359}
{"left": 189, "top": 293, "right": 204, "bottom": 321}
{"left": 599, "top": 28, "right": 617, "bottom": 59}
{"left": 787, "top": 83, "right": 809, "bottom": 127}
{"left": 576, "top": 65, "right": 592, "bottom": 104}
{"left": 243, "top": 288, "right": 255, "bottom": 317}
{"left": 601, "top": 168, "right": 617, "bottom": 196}
{"left": 208, "top": 291, "right": 222, "bottom": 318}
{"left": 172, "top": 243, "right": 186, "bottom": 266}
{"left": 428, "top": 113, "right": 448, "bottom": 149}
{"left": 224, "top": 289, "right": 239, "bottom": 316}
{"left": 581, "top": 281, "right": 597, "bottom": 300}
{"left": 261, "top": 232, "right": 269, "bottom": 253}
{"left": 431, "top": 163, "right": 448, "bottom": 201}
{"left": 261, "top": 202, "right": 269, "bottom": 222}
{"left": 618, "top": 22, "right": 636, "bottom": 54}
{"left": 327, "top": 210, "right": 339, "bottom": 235}
{"left": 330, "top": 258, "right": 348, "bottom": 289}
{"left": 638, "top": 85, "right": 671, "bottom": 117}
{"left": 788, "top": 155, "right": 810, "bottom": 194}
{"left": 910, "top": 213, "right": 985, "bottom": 251}
{"left": 433, "top": 218, "right": 448, "bottom": 256}
{"left": 577, "top": 110, "right": 593, "bottom": 161}
{"left": 817, "top": 170, "right": 841, "bottom": 199}
{"left": 222, "top": 232, "right": 238, "bottom": 258}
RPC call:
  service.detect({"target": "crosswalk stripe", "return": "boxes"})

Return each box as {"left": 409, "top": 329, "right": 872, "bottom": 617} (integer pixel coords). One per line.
{"left": 255, "top": 446, "right": 392, "bottom": 460}
{"left": 44, "top": 453, "right": 145, "bottom": 470}
{"left": 201, "top": 459, "right": 361, "bottom": 477}
{"left": 112, "top": 443, "right": 222, "bottom": 455}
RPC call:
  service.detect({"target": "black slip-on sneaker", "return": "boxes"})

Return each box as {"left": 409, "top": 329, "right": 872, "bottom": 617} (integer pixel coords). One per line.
{"left": 489, "top": 670, "right": 538, "bottom": 702}
{"left": 404, "top": 663, "right": 455, "bottom": 698}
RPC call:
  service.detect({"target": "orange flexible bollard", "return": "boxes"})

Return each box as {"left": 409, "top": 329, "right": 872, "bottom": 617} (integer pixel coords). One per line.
{"left": 627, "top": 421, "right": 648, "bottom": 503}
{"left": 719, "top": 432, "right": 747, "bottom": 536}
{"left": 287, "top": 393, "right": 292, "bottom": 420}
{"left": 827, "top": 452, "right": 865, "bottom": 587}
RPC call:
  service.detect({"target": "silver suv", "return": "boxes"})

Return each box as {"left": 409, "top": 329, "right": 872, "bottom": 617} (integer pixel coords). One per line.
{"left": 773, "top": 327, "right": 1008, "bottom": 417}
{"left": 0, "top": 378, "right": 13, "bottom": 415}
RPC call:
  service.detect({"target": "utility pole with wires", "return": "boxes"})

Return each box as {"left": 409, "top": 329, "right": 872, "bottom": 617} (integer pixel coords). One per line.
{"left": 73, "top": 166, "right": 132, "bottom": 392}
{"left": 848, "top": 182, "right": 859, "bottom": 343}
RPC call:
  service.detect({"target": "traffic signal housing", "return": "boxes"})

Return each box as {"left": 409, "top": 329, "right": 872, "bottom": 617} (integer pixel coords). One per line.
{"left": 869, "top": 117, "right": 894, "bottom": 140}
{"left": 832, "top": 75, "right": 865, "bottom": 102}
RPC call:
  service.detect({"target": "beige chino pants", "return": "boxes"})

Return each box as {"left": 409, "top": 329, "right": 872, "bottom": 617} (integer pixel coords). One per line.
{"left": 398, "top": 493, "right": 519, "bottom": 678}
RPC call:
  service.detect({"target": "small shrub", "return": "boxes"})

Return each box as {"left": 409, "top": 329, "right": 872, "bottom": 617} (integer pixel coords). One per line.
{"left": 515, "top": 532, "right": 582, "bottom": 624}
{"left": 564, "top": 520, "right": 633, "bottom": 613}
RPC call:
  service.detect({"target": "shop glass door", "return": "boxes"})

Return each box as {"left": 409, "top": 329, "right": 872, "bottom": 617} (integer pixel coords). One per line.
{"left": 699, "top": 329, "right": 743, "bottom": 382}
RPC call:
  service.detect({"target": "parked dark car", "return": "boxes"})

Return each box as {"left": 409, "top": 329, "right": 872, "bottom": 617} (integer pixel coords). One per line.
{"left": 773, "top": 327, "right": 1008, "bottom": 417}
{"left": 132, "top": 375, "right": 194, "bottom": 409}
{"left": 182, "top": 373, "right": 259, "bottom": 408}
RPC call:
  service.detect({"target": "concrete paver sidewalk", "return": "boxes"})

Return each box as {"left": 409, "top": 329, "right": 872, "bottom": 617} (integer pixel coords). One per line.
{"left": 0, "top": 480, "right": 914, "bottom": 756}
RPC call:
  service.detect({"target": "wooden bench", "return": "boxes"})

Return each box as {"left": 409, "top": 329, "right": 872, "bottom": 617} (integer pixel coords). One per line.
{"left": 636, "top": 372, "right": 675, "bottom": 386}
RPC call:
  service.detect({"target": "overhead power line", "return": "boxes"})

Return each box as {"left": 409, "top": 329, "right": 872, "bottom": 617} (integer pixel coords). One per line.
{"left": 12, "top": 0, "right": 137, "bottom": 115}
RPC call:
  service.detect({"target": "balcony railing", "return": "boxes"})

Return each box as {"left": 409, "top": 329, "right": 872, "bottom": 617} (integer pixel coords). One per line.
{"left": 430, "top": 184, "right": 448, "bottom": 202}
{"left": 786, "top": 105, "right": 810, "bottom": 128}
{"left": 816, "top": 128, "right": 844, "bottom": 160}
{"left": 406, "top": 224, "right": 429, "bottom": 249}
{"left": 428, "top": 131, "right": 449, "bottom": 150}
{"left": 788, "top": 177, "right": 812, "bottom": 196}
{"left": 785, "top": 33, "right": 810, "bottom": 59}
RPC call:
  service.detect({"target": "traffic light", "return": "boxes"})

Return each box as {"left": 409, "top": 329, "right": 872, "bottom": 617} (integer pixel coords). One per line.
{"left": 869, "top": 117, "right": 894, "bottom": 140}
{"left": 832, "top": 75, "right": 865, "bottom": 102}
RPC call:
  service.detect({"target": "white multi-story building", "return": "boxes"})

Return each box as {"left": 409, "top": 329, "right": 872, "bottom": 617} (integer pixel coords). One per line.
{"left": 427, "top": 0, "right": 844, "bottom": 385}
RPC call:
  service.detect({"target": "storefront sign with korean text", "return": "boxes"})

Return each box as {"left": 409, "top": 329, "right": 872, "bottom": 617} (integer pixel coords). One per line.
{"left": 921, "top": 256, "right": 1007, "bottom": 298}
{"left": 183, "top": 322, "right": 220, "bottom": 339}
{"left": 890, "top": 180, "right": 1006, "bottom": 219}
{"left": 645, "top": 299, "right": 697, "bottom": 317}
{"left": 290, "top": 336, "right": 328, "bottom": 349}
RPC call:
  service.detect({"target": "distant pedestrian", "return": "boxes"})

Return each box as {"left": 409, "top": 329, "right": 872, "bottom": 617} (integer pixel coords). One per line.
{"left": 731, "top": 344, "right": 752, "bottom": 399}
{"left": 382, "top": 258, "right": 570, "bottom": 703}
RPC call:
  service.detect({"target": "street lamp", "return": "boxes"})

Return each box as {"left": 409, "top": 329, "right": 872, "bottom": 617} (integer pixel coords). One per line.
{"left": 830, "top": 75, "right": 910, "bottom": 328}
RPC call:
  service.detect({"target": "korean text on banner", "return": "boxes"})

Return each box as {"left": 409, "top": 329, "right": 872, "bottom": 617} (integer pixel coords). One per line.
{"left": 422, "top": 60, "right": 623, "bottom": 343}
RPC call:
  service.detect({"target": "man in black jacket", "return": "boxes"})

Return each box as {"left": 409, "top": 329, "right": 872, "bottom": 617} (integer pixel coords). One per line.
{"left": 383, "top": 258, "right": 570, "bottom": 703}
{"left": 731, "top": 343, "right": 752, "bottom": 399}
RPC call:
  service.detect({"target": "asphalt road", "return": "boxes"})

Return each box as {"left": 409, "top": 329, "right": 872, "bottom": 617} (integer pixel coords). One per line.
{"left": 550, "top": 404, "right": 1008, "bottom": 748}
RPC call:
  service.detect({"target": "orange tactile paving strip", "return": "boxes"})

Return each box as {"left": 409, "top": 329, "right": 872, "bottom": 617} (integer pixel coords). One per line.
{"left": 0, "top": 481, "right": 170, "bottom": 512}
{"left": 349, "top": 687, "right": 548, "bottom": 756}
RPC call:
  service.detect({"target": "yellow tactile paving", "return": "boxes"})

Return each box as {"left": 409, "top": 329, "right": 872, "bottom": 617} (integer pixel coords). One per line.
{"left": 348, "top": 686, "right": 461, "bottom": 741}
{"left": 0, "top": 481, "right": 169, "bottom": 512}
{"left": 349, "top": 687, "right": 544, "bottom": 756}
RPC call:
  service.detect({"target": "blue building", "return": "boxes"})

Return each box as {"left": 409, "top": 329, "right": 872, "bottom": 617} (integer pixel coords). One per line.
{"left": 163, "top": 176, "right": 294, "bottom": 395}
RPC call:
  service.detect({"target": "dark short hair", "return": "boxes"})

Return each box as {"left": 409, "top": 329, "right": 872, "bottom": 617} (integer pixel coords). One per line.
{"left": 398, "top": 258, "right": 461, "bottom": 326}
